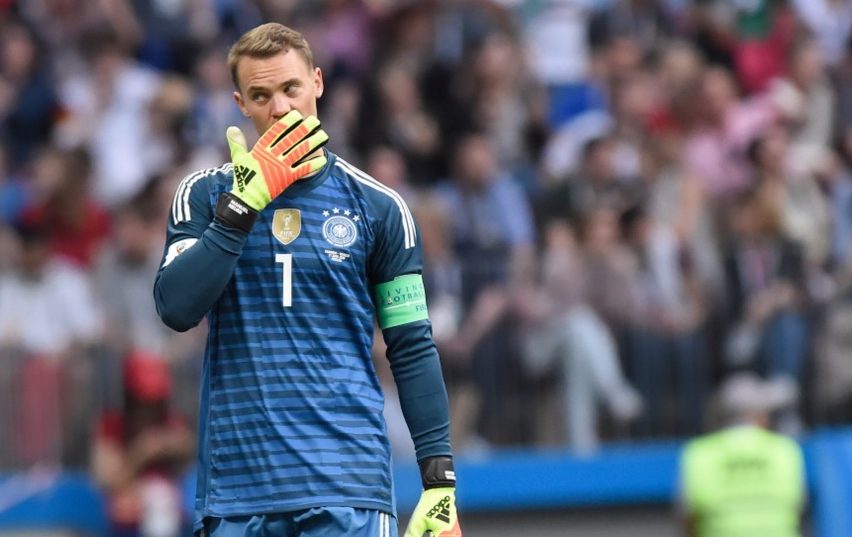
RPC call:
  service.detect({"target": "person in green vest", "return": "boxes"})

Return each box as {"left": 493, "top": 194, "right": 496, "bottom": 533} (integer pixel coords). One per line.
{"left": 679, "top": 372, "right": 806, "bottom": 537}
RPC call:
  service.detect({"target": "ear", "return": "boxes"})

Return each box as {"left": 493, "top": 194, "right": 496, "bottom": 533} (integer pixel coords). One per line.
{"left": 314, "top": 67, "right": 324, "bottom": 98}
{"left": 233, "top": 91, "right": 250, "bottom": 117}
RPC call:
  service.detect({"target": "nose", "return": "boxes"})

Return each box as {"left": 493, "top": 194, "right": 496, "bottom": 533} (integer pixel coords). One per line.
{"left": 269, "top": 93, "right": 292, "bottom": 119}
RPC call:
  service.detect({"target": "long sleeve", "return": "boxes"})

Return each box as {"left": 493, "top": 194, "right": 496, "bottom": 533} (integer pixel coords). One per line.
{"left": 154, "top": 221, "right": 249, "bottom": 332}
{"left": 362, "top": 175, "right": 453, "bottom": 462}
{"left": 384, "top": 320, "right": 451, "bottom": 462}
{"left": 152, "top": 165, "right": 247, "bottom": 332}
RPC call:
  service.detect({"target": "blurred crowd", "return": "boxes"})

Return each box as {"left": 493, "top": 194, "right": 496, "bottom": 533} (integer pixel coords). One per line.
{"left": 0, "top": 0, "right": 852, "bottom": 482}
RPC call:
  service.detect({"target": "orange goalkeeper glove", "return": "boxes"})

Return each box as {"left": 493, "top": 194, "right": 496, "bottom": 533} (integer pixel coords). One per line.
{"left": 215, "top": 110, "right": 328, "bottom": 231}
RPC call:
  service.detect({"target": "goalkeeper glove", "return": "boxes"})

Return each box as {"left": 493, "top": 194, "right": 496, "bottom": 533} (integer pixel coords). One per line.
{"left": 404, "top": 457, "right": 461, "bottom": 537}
{"left": 215, "top": 110, "right": 328, "bottom": 232}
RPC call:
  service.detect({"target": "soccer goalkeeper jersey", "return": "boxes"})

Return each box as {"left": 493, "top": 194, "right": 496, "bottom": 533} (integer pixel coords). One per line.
{"left": 157, "top": 152, "right": 430, "bottom": 525}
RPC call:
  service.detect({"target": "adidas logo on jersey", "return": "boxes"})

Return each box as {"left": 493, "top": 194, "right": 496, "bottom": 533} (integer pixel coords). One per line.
{"left": 234, "top": 165, "right": 256, "bottom": 193}
{"left": 426, "top": 495, "right": 452, "bottom": 524}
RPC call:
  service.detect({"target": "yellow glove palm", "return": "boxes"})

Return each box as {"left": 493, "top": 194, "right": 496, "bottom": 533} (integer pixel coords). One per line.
{"left": 404, "top": 487, "right": 461, "bottom": 537}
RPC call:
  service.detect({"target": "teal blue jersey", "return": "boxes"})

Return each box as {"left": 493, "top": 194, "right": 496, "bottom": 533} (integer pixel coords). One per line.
{"left": 155, "top": 152, "right": 450, "bottom": 530}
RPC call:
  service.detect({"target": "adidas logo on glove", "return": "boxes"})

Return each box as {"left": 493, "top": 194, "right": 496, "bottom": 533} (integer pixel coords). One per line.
{"left": 426, "top": 496, "right": 452, "bottom": 523}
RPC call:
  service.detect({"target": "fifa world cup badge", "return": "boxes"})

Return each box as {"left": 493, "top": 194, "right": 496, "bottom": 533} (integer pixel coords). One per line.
{"left": 272, "top": 209, "right": 302, "bottom": 245}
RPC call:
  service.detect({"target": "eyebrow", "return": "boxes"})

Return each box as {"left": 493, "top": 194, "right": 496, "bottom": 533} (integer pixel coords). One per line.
{"left": 247, "top": 78, "right": 301, "bottom": 93}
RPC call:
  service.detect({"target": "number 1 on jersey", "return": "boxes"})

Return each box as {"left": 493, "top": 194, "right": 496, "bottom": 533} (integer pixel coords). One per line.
{"left": 275, "top": 253, "right": 293, "bottom": 307}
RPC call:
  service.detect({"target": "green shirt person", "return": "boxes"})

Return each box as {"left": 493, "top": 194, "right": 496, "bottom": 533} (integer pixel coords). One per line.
{"left": 679, "top": 373, "right": 806, "bottom": 537}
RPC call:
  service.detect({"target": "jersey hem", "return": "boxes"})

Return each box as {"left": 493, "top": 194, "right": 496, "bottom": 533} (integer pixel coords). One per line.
{"left": 194, "top": 498, "right": 395, "bottom": 532}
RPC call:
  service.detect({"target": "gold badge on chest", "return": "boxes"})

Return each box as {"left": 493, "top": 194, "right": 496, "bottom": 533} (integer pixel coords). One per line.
{"left": 272, "top": 209, "right": 301, "bottom": 245}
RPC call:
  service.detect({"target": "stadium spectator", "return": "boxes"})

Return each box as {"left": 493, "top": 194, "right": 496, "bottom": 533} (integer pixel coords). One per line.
{"left": 538, "top": 135, "right": 639, "bottom": 230}
{"left": 588, "top": 0, "right": 684, "bottom": 53}
{"left": 0, "top": 215, "right": 102, "bottom": 357}
{"left": 437, "top": 131, "right": 535, "bottom": 445}
{"left": 682, "top": 66, "right": 790, "bottom": 200}
{"left": 20, "top": 147, "right": 112, "bottom": 268}
{"left": 91, "top": 351, "right": 193, "bottom": 537}
{"left": 623, "top": 200, "right": 709, "bottom": 437}
{"left": 679, "top": 372, "right": 806, "bottom": 537}
{"left": 750, "top": 123, "right": 831, "bottom": 268}
{"left": 721, "top": 188, "right": 809, "bottom": 411}
{"left": 94, "top": 193, "right": 172, "bottom": 358}
{"left": 519, "top": 220, "right": 642, "bottom": 452}
{"left": 453, "top": 32, "right": 541, "bottom": 181}
{"left": 644, "top": 125, "right": 724, "bottom": 300}
{"left": 606, "top": 70, "right": 657, "bottom": 183}
{"left": 359, "top": 60, "right": 442, "bottom": 184}
{"left": 729, "top": 0, "right": 796, "bottom": 95}
{"left": 0, "top": 20, "right": 58, "bottom": 168}
{"left": 776, "top": 37, "right": 835, "bottom": 149}
{"left": 55, "top": 30, "right": 163, "bottom": 208}
{"left": 575, "top": 204, "right": 637, "bottom": 337}
{"left": 0, "top": 215, "right": 103, "bottom": 466}
{"left": 142, "top": 76, "right": 195, "bottom": 178}
{"left": 301, "top": 0, "right": 375, "bottom": 79}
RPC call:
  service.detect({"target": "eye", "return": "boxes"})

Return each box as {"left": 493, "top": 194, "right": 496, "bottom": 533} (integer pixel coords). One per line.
{"left": 285, "top": 84, "right": 300, "bottom": 97}
{"left": 251, "top": 93, "right": 269, "bottom": 103}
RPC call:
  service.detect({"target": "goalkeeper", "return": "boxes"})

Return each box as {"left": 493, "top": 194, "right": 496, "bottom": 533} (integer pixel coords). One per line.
{"left": 153, "top": 22, "right": 460, "bottom": 537}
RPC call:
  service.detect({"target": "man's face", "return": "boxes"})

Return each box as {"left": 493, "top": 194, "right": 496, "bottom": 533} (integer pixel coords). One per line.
{"left": 233, "top": 49, "right": 323, "bottom": 136}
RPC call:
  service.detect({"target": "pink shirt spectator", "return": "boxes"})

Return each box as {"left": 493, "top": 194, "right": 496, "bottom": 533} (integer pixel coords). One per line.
{"left": 684, "top": 95, "right": 779, "bottom": 199}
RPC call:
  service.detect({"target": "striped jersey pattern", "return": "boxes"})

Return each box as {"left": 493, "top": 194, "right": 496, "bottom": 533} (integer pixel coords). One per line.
{"left": 164, "top": 152, "right": 421, "bottom": 525}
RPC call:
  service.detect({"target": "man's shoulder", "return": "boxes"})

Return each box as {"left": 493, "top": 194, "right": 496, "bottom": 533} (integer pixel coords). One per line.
{"left": 169, "top": 163, "right": 231, "bottom": 226}
{"left": 330, "top": 155, "right": 410, "bottom": 212}
{"left": 757, "top": 428, "right": 802, "bottom": 456}
{"left": 683, "top": 430, "right": 727, "bottom": 459}
{"left": 172, "top": 163, "right": 232, "bottom": 203}
{"left": 180, "top": 162, "right": 233, "bottom": 190}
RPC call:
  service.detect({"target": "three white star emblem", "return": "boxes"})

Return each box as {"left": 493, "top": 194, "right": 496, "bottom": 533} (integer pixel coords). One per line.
{"left": 324, "top": 207, "right": 359, "bottom": 222}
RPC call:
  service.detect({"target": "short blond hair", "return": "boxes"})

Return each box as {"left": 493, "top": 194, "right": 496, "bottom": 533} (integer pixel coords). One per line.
{"left": 227, "top": 23, "right": 314, "bottom": 89}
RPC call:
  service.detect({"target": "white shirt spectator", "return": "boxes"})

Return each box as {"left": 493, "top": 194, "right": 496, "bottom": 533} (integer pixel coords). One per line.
{"left": 57, "top": 60, "right": 162, "bottom": 208}
{"left": 0, "top": 260, "right": 103, "bottom": 355}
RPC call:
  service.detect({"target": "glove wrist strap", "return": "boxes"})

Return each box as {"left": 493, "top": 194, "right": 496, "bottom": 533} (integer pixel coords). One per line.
{"left": 419, "top": 456, "right": 456, "bottom": 489}
{"left": 215, "top": 192, "right": 258, "bottom": 233}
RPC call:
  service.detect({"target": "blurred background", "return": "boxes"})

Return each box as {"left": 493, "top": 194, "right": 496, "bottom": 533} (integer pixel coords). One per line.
{"left": 0, "top": 0, "right": 852, "bottom": 535}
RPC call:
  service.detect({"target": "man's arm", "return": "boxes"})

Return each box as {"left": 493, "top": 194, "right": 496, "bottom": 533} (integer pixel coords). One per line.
{"left": 154, "top": 218, "right": 249, "bottom": 331}
{"left": 365, "top": 188, "right": 452, "bottom": 460}
{"left": 153, "top": 168, "right": 250, "bottom": 332}
{"left": 383, "top": 319, "right": 451, "bottom": 460}
{"left": 363, "top": 177, "right": 459, "bottom": 536}
{"left": 378, "top": 276, "right": 459, "bottom": 537}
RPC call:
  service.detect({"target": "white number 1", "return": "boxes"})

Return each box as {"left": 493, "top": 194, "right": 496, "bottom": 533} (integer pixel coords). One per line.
{"left": 275, "top": 253, "right": 293, "bottom": 307}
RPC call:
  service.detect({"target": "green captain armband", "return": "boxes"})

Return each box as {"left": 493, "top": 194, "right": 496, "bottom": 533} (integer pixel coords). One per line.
{"left": 375, "top": 274, "right": 429, "bottom": 329}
